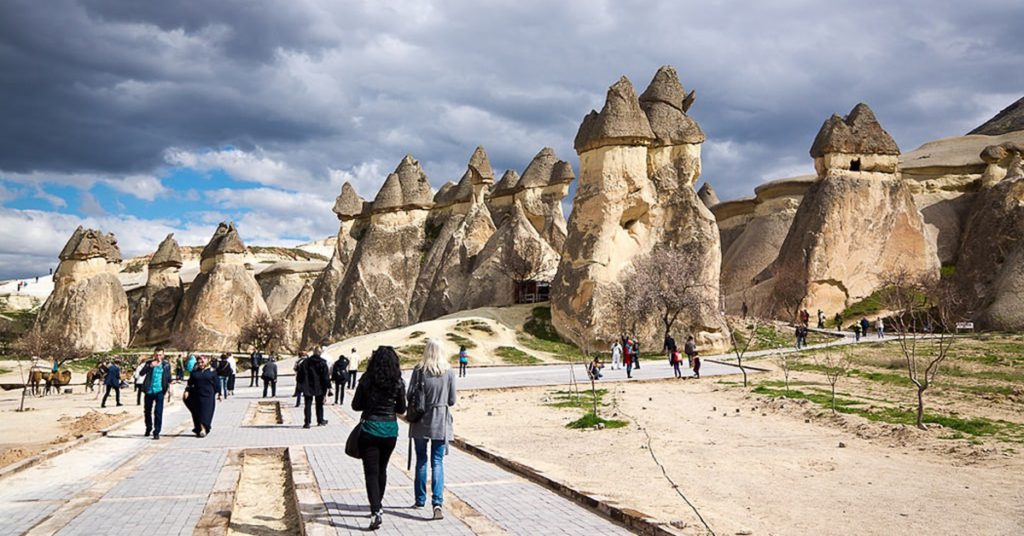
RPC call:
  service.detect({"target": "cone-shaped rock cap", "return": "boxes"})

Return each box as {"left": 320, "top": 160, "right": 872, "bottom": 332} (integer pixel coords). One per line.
{"left": 574, "top": 76, "right": 655, "bottom": 153}
{"left": 332, "top": 183, "right": 365, "bottom": 221}
{"left": 810, "top": 103, "right": 900, "bottom": 158}
{"left": 372, "top": 155, "right": 434, "bottom": 211}
{"left": 697, "top": 183, "right": 720, "bottom": 208}
{"left": 149, "top": 233, "right": 183, "bottom": 268}
{"left": 467, "top": 146, "right": 495, "bottom": 184}
{"left": 200, "top": 222, "right": 246, "bottom": 261}
{"left": 640, "top": 65, "right": 705, "bottom": 145}
{"left": 58, "top": 226, "right": 122, "bottom": 263}
{"left": 519, "top": 148, "right": 576, "bottom": 188}
{"left": 491, "top": 169, "right": 521, "bottom": 195}
{"left": 433, "top": 181, "right": 458, "bottom": 206}
{"left": 969, "top": 96, "right": 1024, "bottom": 136}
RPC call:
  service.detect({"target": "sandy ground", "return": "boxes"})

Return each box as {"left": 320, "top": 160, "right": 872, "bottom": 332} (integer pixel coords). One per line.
{"left": 228, "top": 451, "right": 299, "bottom": 535}
{"left": 453, "top": 379, "right": 1024, "bottom": 536}
{"left": 325, "top": 304, "right": 557, "bottom": 367}
{"left": 0, "top": 359, "right": 162, "bottom": 467}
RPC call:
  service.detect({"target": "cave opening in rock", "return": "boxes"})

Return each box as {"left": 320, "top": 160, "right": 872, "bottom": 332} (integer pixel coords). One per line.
{"left": 850, "top": 158, "right": 861, "bottom": 171}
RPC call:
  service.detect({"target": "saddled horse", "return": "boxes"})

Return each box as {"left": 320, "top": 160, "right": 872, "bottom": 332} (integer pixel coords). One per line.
{"left": 28, "top": 369, "right": 72, "bottom": 396}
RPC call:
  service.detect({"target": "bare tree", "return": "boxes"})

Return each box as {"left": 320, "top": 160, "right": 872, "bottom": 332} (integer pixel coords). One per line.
{"left": 608, "top": 270, "right": 649, "bottom": 342}
{"left": 494, "top": 239, "right": 553, "bottom": 304}
{"left": 628, "top": 246, "right": 715, "bottom": 341}
{"left": 238, "top": 312, "right": 286, "bottom": 354}
{"left": 879, "top": 268, "right": 973, "bottom": 430}
{"left": 563, "top": 308, "right": 600, "bottom": 414}
{"left": 816, "top": 342, "right": 849, "bottom": 415}
{"left": 724, "top": 316, "right": 766, "bottom": 387}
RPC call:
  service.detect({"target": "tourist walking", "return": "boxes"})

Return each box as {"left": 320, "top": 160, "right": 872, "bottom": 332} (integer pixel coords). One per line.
{"left": 633, "top": 339, "right": 641, "bottom": 369}
{"left": 184, "top": 355, "right": 218, "bottom": 437}
{"left": 216, "top": 354, "right": 231, "bottom": 400}
{"left": 853, "top": 323, "right": 861, "bottom": 341}
{"left": 876, "top": 317, "right": 885, "bottom": 338}
{"left": 175, "top": 355, "right": 185, "bottom": 382}
{"left": 262, "top": 356, "right": 278, "bottom": 398}
{"left": 684, "top": 335, "right": 697, "bottom": 363}
{"left": 817, "top": 309, "right": 825, "bottom": 329}
{"left": 331, "top": 353, "right": 350, "bottom": 405}
{"left": 249, "top": 349, "right": 263, "bottom": 387}
{"left": 226, "top": 353, "right": 237, "bottom": 395}
{"left": 671, "top": 349, "right": 683, "bottom": 378}
{"left": 408, "top": 339, "right": 457, "bottom": 520}
{"left": 352, "top": 346, "right": 407, "bottom": 530}
{"left": 610, "top": 340, "right": 622, "bottom": 370}
{"left": 860, "top": 317, "right": 870, "bottom": 339}
{"left": 133, "top": 361, "right": 146, "bottom": 405}
{"left": 663, "top": 333, "right": 677, "bottom": 364}
{"left": 800, "top": 309, "right": 810, "bottom": 327}
{"left": 623, "top": 338, "right": 634, "bottom": 378}
{"left": 293, "top": 352, "right": 308, "bottom": 407}
{"left": 692, "top": 351, "right": 702, "bottom": 378}
{"left": 185, "top": 353, "right": 197, "bottom": 375}
{"left": 457, "top": 346, "right": 468, "bottom": 378}
{"left": 101, "top": 359, "right": 122, "bottom": 408}
{"left": 297, "top": 344, "right": 330, "bottom": 428}
{"left": 348, "top": 348, "right": 359, "bottom": 388}
{"left": 141, "top": 348, "right": 172, "bottom": 440}
{"left": 834, "top": 312, "right": 843, "bottom": 330}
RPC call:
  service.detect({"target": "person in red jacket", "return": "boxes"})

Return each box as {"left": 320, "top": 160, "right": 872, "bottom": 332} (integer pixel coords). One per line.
{"left": 623, "top": 338, "right": 635, "bottom": 379}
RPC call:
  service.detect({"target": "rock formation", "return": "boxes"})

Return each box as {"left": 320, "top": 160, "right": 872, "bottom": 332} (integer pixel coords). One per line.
{"left": 326, "top": 155, "right": 434, "bottom": 339}
{"left": 301, "top": 183, "right": 368, "bottom": 348}
{"left": 697, "top": 183, "right": 719, "bottom": 208}
{"left": 34, "top": 227, "right": 129, "bottom": 352}
{"left": 410, "top": 147, "right": 497, "bottom": 321}
{"left": 969, "top": 96, "right": 1024, "bottom": 136}
{"left": 551, "top": 66, "right": 728, "bottom": 349}
{"left": 130, "top": 234, "right": 184, "bottom": 346}
{"left": 280, "top": 280, "right": 314, "bottom": 352}
{"left": 715, "top": 176, "right": 815, "bottom": 312}
{"left": 754, "top": 103, "right": 939, "bottom": 316}
{"left": 171, "top": 222, "right": 269, "bottom": 350}
{"left": 954, "top": 143, "right": 1024, "bottom": 329}
{"left": 256, "top": 261, "right": 326, "bottom": 318}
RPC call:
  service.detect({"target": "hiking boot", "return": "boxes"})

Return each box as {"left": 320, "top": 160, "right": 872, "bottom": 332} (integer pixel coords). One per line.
{"left": 432, "top": 506, "right": 443, "bottom": 520}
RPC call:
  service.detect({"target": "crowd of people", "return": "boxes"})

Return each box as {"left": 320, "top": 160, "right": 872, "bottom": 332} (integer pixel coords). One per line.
{"left": 590, "top": 333, "right": 702, "bottom": 381}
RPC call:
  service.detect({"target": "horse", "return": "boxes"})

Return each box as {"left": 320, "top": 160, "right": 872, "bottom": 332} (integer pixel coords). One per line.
{"left": 28, "top": 370, "right": 72, "bottom": 396}
{"left": 85, "top": 367, "right": 103, "bottom": 392}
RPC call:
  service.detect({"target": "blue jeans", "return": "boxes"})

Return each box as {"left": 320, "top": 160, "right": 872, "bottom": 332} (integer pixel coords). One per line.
{"left": 218, "top": 376, "right": 229, "bottom": 397}
{"left": 414, "top": 438, "right": 447, "bottom": 506}
{"left": 144, "top": 391, "right": 164, "bottom": 435}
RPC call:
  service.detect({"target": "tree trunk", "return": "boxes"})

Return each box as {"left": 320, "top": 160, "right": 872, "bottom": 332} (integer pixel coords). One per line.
{"left": 740, "top": 358, "right": 748, "bottom": 387}
{"left": 591, "top": 377, "right": 598, "bottom": 417}
{"left": 916, "top": 387, "right": 927, "bottom": 430}
{"left": 831, "top": 383, "right": 837, "bottom": 415}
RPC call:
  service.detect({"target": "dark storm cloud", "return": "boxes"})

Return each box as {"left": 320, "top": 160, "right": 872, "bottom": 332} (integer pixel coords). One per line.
{"left": 2, "top": 0, "right": 1023, "bottom": 202}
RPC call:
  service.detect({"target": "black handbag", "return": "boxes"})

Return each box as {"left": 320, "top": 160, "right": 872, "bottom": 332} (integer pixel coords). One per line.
{"left": 345, "top": 422, "right": 362, "bottom": 459}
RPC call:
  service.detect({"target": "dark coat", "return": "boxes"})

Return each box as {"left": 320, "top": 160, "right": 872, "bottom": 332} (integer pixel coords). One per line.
{"left": 104, "top": 364, "right": 120, "bottom": 387}
{"left": 296, "top": 354, "right": 331, "bottom": 396}
{"left": 141, "top": 361, "right": 172, "bottom": 394}
{"left": 664, "top": 336, "right": 677, "bottom": 352}
{"left": 352, "top": 375, "right": 407, "bottom": 422}
{"left": 261, "top": 361, "right": 278, "bottom": 381}
{"left": 331, "top": 357, "right": 349, "bottom": 383}
{"left": 185, "top": 367, "right": 218, "bottom": 430}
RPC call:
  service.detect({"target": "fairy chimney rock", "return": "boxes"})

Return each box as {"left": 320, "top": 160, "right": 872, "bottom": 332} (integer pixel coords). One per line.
{"left": 810, "top": 103, "right": 900, "bottom": 175}
{"left": 574, "top": 76, "right": 655, "bottom": 154}
{"left": 639, "top": 65, "right": 704, "bottom": 146}
{"left": 372, "top": 155, "right": 434, "bottom": 213}
{"left": 698, "top": 183, "right": 720, "bottom": 208}
{"left": 333, "top": 182, "right": 366, "bottom": 221}
{"left": 199, "top": 222, "right": 246, "bottom": 272}
{"left": 149, "top": 234, "right": 183, "bottom": 268}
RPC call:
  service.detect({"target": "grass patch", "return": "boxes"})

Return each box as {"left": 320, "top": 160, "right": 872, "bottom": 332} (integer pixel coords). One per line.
{"left": 395, "top": 344, "right": 426, "bottom": 366}
{"left": 494, "top": 346, "right": 541, "bottom": 365}
{"left": 455, "top": 320, "right": 495, "bottom": 335}
{"left": 566, "top": 412, "right": 628, "bottom": 429}
{"left": 841, "top": 289, "right": 885, "bottom": 319}
{"left": 408, "top": 331, "right": 425, "bottom": 339}
{"left": 547, "top": 388, "right": 608, "bottom": 409}
{"left": 517, "top": 306, "right": 585, "bottom": 362}
{"left": 445, "top": 332, "right": 477, "bottom": 349}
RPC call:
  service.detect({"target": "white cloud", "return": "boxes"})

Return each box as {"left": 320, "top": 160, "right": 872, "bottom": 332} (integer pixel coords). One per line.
{"left": 33, "top": 186, "right": 67, "bottom": 208}
{"left": 102, "top": 175, "right": 169, "bottom": 201}
{"left": 165, "top": 147, "right": 319, "bottom": 192}
{"left": 79, "top": 192, "right": 106, "bottom": 216}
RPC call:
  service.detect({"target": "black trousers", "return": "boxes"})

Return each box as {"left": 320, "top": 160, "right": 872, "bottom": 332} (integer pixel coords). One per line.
{"left": 262, "top": 380, "right": 276, "bottom": 398}
{"left": 333, "top": 380, "right": 345, "bottom": 404}
{"left": 303, "top": 394, "right": 325, "bottom": 425}
{"left": 102, "top": 385, "right": 121, "bottom": 407}
{"left": 135, "top": 384, "right": 143, "bottom": 405}
{"left": 249, "top": 368, "right": 259, "bottom": 387}
{"left": 358, "top": 433, "right": 397, "bottom": 514}
{"left": 348, "top": 370, "right": 357, "bottom": 389}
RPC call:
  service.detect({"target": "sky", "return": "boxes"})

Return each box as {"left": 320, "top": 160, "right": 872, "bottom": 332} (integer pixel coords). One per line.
{"left": 1, "top": 0, "right": 1022, "bottom": 280}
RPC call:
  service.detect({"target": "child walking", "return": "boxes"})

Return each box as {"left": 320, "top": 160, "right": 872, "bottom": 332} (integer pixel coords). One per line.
{"left": 458, "top": 346, "right": 468, "bottom": 378}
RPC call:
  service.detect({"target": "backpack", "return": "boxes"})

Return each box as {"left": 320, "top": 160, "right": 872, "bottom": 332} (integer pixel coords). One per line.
{"left": 406, "top": 367, "right": 427, "bottom": 424}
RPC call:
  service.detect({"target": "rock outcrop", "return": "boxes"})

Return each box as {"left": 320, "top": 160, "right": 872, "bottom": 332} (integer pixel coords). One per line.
{"left": 697, "top": 182, "right": 720, "bottom": 208}
{"left": 171, "top": 223, "right": 269, "bottom": 351}
{"left": 327, "top": 156, "right": 434, "bottom": 339}
{"left": 955, "top": 143, "right": 1024, "bottom": 329}
{"left": 755, "top": 103, "right": 939, "bottom": 316}
{"left": 301, "top": 183, "right": 368, "bottom": 348}
{"left": 256, "top": 261, "right": 326, "bottom": 318}
{"left": 551, "top": 66, "right": 728, "bottom": 349}
{"left": 716, "top": 176, "right": 815, "bottom": 312}
{"left": 969, "top": 96, "right": 1024, "bottom": 136}
{"left": 410, "top": 147, "right": 497, "bottom": 321}
{"left": 486, "top": 149, "right": 574, "bottom": 252}
{"left": 280, "top": 280, "right": 314, "bottom": 352}
{"left": 130, "top": 234, "right": 184, "bottom": 346}
{"left": 34, "top": 227, "right": 129, "bottom": 352}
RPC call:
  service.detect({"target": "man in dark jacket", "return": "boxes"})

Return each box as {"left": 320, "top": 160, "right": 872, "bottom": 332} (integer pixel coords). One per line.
{"left": 249, "top": 349, "right": 263, "bottom": 387}
{"left": 331, "top": 353, "right": 350, "bottom": 405}
{"left": 261, "top": 356, "right": 278, "bottom": 398}
{"left": 101, "top": 360, "right": 122, "bottom": 408}
{"left": 141, "top": 348, "right": 172, "bottom": 439}
{"left": 297, "top": 344, "right": 331, "bottom": 428}
{"left": 663, "top": 334, "right": 677, "bottom": 364}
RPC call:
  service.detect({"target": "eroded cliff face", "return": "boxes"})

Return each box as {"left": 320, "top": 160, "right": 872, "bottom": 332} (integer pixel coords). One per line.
{"left": 551, "top": 66, "right": 728, "bottom": 349}
{"left": 35, "top": 227, "right": 129, "bottom": 352}
{"left": 755, "top": 104, "right": 939, "bottom": 317}
{"left": 131, "top": 233, "right": 183, "bottom": 347}
{"left": 954, "top": 145, "right": 1024, "bottom": 330}
{"left": 171, "top": 222, "right": 269, "bottom": 351}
